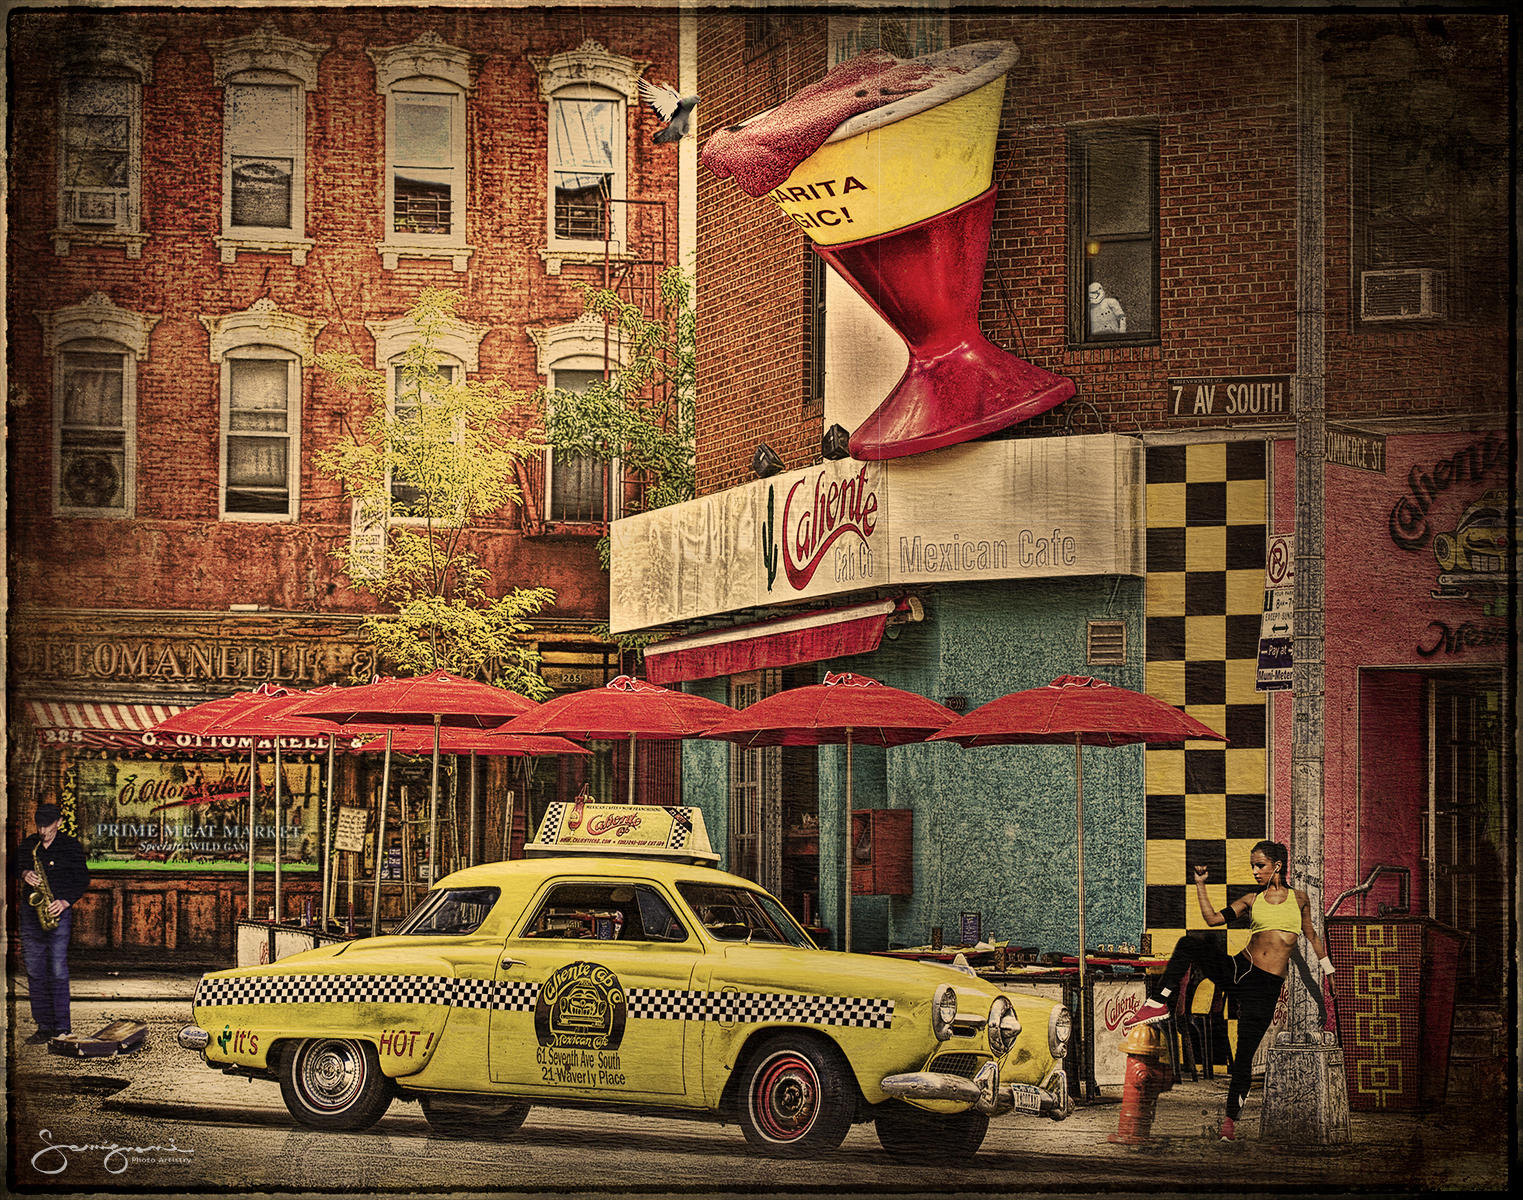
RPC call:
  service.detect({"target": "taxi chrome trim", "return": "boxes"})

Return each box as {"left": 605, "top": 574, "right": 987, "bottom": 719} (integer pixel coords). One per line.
{"left": 882, "top": 1061, "right": 1069, "bottom": 1120}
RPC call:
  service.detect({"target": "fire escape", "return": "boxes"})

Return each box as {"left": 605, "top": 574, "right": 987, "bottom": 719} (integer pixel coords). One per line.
{"left": 517, "top": 193, "right": 676, "bottom": 537}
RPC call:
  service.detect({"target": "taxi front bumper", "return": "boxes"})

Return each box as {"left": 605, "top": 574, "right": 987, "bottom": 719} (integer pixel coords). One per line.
{"left": 880, "top": 1061, "right": 1071, "bottom": 1119}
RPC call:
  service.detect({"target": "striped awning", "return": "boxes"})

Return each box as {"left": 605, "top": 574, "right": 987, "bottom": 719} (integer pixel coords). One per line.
{"left": 25, "top": 699, "right": 187, "bottom": 750}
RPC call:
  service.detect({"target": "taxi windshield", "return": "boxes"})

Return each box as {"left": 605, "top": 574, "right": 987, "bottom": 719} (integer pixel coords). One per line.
{"left": 676, "top": 883, "right": 815, "bottom": 947}
{"left": 396, "top": 886, "right": 500, "bottom": 936}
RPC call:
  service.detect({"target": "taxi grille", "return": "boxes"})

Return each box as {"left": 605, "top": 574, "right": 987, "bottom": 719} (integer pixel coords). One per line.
{"left": 929, "top": 1052, "right": 987, "bottom": 1079}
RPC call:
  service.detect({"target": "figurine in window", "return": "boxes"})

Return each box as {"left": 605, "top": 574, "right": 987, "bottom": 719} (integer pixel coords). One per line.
{"left": 1088, "top": 282, "right": 1128, "bottom": 335}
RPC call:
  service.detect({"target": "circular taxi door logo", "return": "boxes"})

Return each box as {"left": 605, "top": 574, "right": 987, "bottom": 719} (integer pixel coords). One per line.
{"left": 535, "top": 962, "right": 627, "bottom": 1051}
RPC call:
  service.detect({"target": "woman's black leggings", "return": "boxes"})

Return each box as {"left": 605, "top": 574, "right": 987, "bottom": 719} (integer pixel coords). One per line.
{"left": 1153, "top": 934, "right": 1286, "bottom": 1120}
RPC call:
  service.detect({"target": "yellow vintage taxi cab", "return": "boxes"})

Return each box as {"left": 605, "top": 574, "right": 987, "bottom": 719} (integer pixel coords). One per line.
{"left": 180, "top": 804, "right": 1072, "bottom": 1160}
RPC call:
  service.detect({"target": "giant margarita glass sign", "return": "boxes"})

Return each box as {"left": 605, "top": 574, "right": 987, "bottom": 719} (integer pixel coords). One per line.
{"left": 610, "top": 434, "right": 1142, "bottom": 634}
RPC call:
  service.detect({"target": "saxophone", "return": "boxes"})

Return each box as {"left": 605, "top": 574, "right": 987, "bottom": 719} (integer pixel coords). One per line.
{"left": 29, "top": 842, "right": 60, "bottom": 932}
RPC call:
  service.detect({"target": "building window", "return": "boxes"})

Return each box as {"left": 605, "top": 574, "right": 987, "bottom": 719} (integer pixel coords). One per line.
{"left": 224, "top": 349, "right": 299, "bottom": 518}
{"left": 532, "top": 41, "right": 643, "bottom": 267}
{"left": 201, "top": 299, "right": 325, "bottom": 522}
{"left": 38, "top": 293, "right": 158, "bottom": 517}
{"left": 547, "top": 366, "right": 613, "bottom": 523}
{"left": 389, "top": 360, "right": 457, "bottom": 514}
{"left": 366, "top": 310, "right": 489, "bottom": 519}
{"left": 369, "top": 33, "right": 473, "bottom": 271}
{"left": 57, "top": 346, "right": 131, "bottom": 514}
{"left": 1068, "top": 125, "right": 1159, "bottom": 345}
{"left": 529, "top": 312, "right": 628, "bottom": 528}
{"left": 53, "top": 31, "right": 159, "bottom": 258}
{"left": 210, "top": 28, "right": 325, "bottom": 265}
{"left": 1352, "top": 97, "right": 1453, "bottom": 324}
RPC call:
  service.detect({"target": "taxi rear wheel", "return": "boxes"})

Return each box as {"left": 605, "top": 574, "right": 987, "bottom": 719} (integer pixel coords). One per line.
{"left": 419, "top": 1093, "right": 531, "bottom": 1139}
{"left": 874, "top": 1102, "right": 989, "bottom": 1162}
{"left": 736, "top": 1035, "right": 853, "bottom": 1157}
{"left": 279, "top": 1038, "right": 394, "bottom": 1131}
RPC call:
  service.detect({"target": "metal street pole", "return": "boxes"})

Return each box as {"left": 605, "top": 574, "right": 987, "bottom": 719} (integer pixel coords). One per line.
{"left": 1261, "top": 18, "right": 1350, "bottom": 1145}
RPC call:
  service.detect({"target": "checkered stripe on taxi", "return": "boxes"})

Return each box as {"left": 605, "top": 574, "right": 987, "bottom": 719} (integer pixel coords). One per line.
{"left": 195, "top": 973, "right": 894, "bottom": 1027}
{"left": 194, "top": 974, "right": 538, "bottom": 1011}
{"left": 630, "top": 988, "right": 895, "bottom": 1028}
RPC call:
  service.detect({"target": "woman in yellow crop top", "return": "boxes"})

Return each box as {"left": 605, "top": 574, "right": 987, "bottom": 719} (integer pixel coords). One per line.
{"left": 1123, "top": 840, "right": 1334, "bottom": 1141}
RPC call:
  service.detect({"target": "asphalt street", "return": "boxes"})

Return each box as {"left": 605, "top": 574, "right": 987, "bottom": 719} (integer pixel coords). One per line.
{"left": 4, "top": 964, "right": 1511, "bottom": 1198}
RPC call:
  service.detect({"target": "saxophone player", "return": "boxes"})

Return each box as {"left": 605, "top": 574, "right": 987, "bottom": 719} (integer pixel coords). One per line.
{"left": 14, "top": 801, "right": 91, "bottom": 1044}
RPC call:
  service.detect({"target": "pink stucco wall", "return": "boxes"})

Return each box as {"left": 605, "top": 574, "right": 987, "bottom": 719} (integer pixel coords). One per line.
{"left": 1270, "top": 429, "right": 1509, "bottom": 904}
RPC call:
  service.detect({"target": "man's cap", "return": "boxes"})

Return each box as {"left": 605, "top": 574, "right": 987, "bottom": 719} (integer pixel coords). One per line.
{"left": 35, "top": 803, "right": 62, "bottom": 825}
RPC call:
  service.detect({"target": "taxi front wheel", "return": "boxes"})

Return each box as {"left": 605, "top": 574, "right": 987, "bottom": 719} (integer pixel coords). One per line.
{"left": 736, "top": 1035, "right": 853, "bottom": 1157}
{"left": 874, "top": 1101, "right": 989, "bottom": 1162}
{"left": 279, "top": 1038, "right": 394, "bottom": 1132}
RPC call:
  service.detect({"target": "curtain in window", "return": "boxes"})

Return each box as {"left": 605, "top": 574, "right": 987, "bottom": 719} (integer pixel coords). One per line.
{"left": 226, "top": 357, "right": 290, "bottom": 513}
{"left": 390, "top": 362, "right": 454, "bottom": 509}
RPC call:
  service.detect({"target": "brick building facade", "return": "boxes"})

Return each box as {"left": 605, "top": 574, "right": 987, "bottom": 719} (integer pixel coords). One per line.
{"left": 5, "top": 3, "right": 691, "bottom": 953}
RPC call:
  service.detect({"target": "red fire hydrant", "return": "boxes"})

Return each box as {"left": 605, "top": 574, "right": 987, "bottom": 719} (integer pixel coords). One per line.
{"left": 1109, "top": 1023, "right": 1170, "bottom": 1145}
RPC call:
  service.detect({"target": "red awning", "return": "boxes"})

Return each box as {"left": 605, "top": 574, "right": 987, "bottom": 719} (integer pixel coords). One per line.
{"left": 26, "top": 699, "right": 188, "bottom": 751}
{"left": 643, "top": 599, "right": 902, "bottom": 685}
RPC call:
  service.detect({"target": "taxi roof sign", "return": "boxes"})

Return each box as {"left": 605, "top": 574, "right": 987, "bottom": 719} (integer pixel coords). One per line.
{"left": 525, "top": 801, "right": 719, "bottom": 865}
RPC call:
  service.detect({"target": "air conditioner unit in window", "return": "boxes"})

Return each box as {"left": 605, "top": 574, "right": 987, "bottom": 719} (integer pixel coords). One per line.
{"left": 1361, "top": 268, "right": 1446, "bottom": 322}
{"left": 60, "top": 450, "right": 124, "bottom": 509}
{"left": 67, "top": 187, "right": 125, "bottom": 227}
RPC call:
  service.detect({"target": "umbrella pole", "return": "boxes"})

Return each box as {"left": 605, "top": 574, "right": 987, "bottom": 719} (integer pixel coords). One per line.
{"left": 371, "top": 731, "right": 392, "bottom": 937}
{"left": 246, "top": 745, "right": 257, "bottom": 919}
{"left": 627, "top": 731, "right": 637, "bottom": 804}
{"left": 844, "top": 729, "right": 853, "bottom": 954}
{"left": 428, "top": 715, "right": 442, "bottom": 889}
{"left": 1074, "top": 733, "right": 1091, "bottom": 1101}
{"left": 321, "top": 733, "right": 336, "bottom": 928}
{"left": 468, "top": 751, "right": 478, "bottom": 867}
{"left": 273, "top": 743, "right": 284, "bottom": 923}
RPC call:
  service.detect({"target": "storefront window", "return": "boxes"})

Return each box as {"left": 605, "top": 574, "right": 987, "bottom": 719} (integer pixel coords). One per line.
{"left": 67, "top": 753, "right": 323, "bottom": 870}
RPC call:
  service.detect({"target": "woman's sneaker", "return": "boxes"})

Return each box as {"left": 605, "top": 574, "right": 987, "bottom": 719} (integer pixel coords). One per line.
{"left": 1123, "top": 997, "right": 1172, "bottom": 1027}
{"left": 1219, "top": 1117, "right": 1236, "bottom": 1141}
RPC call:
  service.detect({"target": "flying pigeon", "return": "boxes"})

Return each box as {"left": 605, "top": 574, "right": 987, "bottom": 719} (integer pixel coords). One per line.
{"left": 639, "top": 78, "right": 699, "bottom": 144}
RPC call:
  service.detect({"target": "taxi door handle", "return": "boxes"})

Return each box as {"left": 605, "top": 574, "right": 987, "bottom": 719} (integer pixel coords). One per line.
{"left": 500, "top": 956, "right": 526, "bottom": 970}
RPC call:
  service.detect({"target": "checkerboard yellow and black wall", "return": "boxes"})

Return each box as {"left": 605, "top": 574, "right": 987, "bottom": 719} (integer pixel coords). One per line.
{"left": 1144, "top": 442, "right": 1269, "bottom": 982}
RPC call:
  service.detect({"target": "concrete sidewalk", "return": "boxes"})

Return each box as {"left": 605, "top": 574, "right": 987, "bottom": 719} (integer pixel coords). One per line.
{"left": 8, "top": 964, "right": 1507, "bottom": 1191}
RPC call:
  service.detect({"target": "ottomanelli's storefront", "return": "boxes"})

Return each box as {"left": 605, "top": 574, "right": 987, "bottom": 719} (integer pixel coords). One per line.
{"left": 6, "top": 610, "right": 617, "bottom": 960}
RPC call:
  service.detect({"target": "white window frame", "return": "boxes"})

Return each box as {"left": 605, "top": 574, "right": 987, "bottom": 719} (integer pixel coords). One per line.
{"left": 369, "top": 34, "right": 474, "bottom": 272}
{"left": 37, "top": 293, "right": 159, "bottom": 518}
{"left": 529, "top": 313, "right": 627, "bottom": 525}
{"left": 200, "top": 299, "right": 325, "bottom": 523}
{"left": 53, "top": 31, "right": 160, "bottom": 259}
{"left": 210, "top": 27, "right": 326, "bottom": 266}
{"left": 531, "top": 41, "right": 645, "bottom": 271}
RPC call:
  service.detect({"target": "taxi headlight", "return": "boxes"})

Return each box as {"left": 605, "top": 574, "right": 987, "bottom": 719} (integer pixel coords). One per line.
{"left": 1049, "top": 1003, "right": 1073, "bottom": 1058}
{"left": 931, "top": 983, "right": 958, "bottom": 1041}
{"left": 986, "top": 996, "right": 1021, "bottom": 1056}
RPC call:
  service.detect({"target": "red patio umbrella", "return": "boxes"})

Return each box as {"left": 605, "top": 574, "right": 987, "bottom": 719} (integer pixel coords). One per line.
{"left": 358, "top": 727, "right": 587, "bottom": 757}
{"left": 285, "top": 671, "right": 542, "bottom": 931}
{"left": 498, "top": 675, "right": 738, "bottom": 805}
{"left": 928, "top": 674, "right": 1226, "bottom": 1095}
{"left": 700, "top": 672, "right": 958, "bottom": 952}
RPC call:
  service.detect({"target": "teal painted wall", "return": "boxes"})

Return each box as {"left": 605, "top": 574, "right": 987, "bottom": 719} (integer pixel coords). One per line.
{"left": 678, "top": 576, "right": 1145, "bottom": 956}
